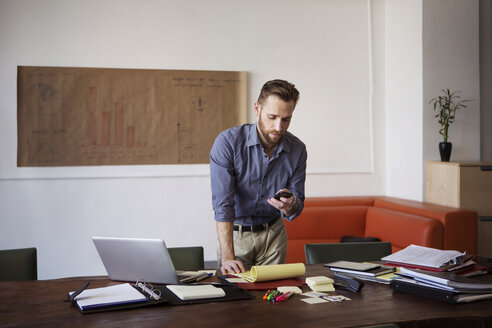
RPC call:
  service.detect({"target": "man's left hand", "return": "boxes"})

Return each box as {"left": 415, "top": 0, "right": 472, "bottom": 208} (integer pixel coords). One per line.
{"left": 267, "top": 189, "right": 297, "bottom": 216}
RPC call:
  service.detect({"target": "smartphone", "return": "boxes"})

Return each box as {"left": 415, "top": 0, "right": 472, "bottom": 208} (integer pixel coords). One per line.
{"left": 273, "top": 191, "right": 293, "bottom": 200}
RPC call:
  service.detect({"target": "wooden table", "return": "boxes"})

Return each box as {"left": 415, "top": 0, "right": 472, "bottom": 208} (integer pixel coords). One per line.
{"left": 1, "top": 265, "right": 492, "bottom": 328}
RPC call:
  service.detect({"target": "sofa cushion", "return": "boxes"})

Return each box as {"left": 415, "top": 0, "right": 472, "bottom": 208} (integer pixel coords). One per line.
{"left": 285, "top": 206, "right": 368, "bottom": 263}
{"left": 286, "top": 206, "right": 368, "bottom": 239}
{"left": 365, "top": 207, "right": 444, "bottom": 252}
{"left": 374, "top": 197, "right": 477, "bottom": 254}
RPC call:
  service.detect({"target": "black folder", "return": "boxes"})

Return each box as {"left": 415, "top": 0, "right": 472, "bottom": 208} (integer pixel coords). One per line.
{"left": 392, "top": 279, "right": 492, "bottom": 304}
{"left": 69, "top": 281, "right": 254, "bottom": 314}
{"left": 393, "top": 279, "right": 459, "bottom": 303}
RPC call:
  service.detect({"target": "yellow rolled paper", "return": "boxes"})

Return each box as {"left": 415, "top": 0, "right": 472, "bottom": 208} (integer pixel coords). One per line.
{"left": 239, "top": 263, "right": 306, "bottom": 282}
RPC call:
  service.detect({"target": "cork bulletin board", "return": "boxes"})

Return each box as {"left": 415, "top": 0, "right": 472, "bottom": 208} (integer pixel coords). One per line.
{"left": 17, "top": 66, "right": 247, "bottom": 166}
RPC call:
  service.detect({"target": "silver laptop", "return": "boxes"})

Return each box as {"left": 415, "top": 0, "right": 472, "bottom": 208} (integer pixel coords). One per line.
{"left": 92, "top": 236, "right": 200, "bottom": 284}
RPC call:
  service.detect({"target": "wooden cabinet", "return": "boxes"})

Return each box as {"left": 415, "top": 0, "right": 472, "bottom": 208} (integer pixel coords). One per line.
{"left": 426, "top": 161, "right": 492, "bottom": 257}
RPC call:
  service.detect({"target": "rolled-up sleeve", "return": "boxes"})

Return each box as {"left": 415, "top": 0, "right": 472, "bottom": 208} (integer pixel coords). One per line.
{"left": 210, "top": 132, "right": 236, "bottom": 222}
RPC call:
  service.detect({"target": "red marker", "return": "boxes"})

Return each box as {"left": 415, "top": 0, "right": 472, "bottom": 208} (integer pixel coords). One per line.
{"left": 277, "top": 291, "right": 293, "bottom": 302}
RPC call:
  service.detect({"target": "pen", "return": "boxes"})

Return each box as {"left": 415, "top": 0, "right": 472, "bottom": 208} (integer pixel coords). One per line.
{"left": 282, "top": 291, "right": 294, "bottom": 300}
{"left": 263, "top": 290, "right": 271, "bottom": 300}
{"left": 195, "top": 273, "right": 213, "bottom": 282}
{"left": 277, "top": 291, "right": 293, "bottom": 302}
{"left": 267, "top": 290, "right": 277, "bottom": 301}
{"left": 271, "top": 291, "right": 281, "bottom": 301}
{"left": 274, "top": 292, "right": 286, "bottom": 302}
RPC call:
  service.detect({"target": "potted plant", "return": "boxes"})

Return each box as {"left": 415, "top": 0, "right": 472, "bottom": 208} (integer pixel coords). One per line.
{"left": 429, "top": 89, "right": 470, "bottom": 162}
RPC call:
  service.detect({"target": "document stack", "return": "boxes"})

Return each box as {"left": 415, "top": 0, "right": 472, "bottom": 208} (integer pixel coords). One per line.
{"left": 306, "top": 276, "right": 334, "bottom": 292}
{"left": 382, "top": 244, "right": 487, "bottom": 276}
{"left": 324, "top": 260, "right": 397, "bottom": 284}
{"left": 393, "top": 267, "right": 492, "bottom": 303}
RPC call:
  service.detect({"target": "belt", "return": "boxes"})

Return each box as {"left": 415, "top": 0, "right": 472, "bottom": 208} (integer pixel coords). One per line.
{"left": 233, "top": 216, "right": 280, "bottom": 232}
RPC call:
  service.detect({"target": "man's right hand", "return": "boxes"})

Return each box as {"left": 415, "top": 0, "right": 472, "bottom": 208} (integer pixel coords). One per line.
{"left": 220, "top": 259, "right": 245, "bottom": 275}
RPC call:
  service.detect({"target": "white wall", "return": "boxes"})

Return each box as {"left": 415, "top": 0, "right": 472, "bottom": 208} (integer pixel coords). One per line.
{"left": 0, "top": 0, "right": 387, "bottom": 279}
{"left": 423, "top": 0, "right": 481, "bottom": 166}
{"left": 384, "top": 0, "right": 481, "bottom": 201}
{"left": 384, "top": 0, "right": 423, "bottom": 200}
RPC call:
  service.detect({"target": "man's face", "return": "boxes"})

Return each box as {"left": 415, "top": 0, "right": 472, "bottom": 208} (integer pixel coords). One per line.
{"left": 254, "top": 95, "right": 295, "bottom": 149}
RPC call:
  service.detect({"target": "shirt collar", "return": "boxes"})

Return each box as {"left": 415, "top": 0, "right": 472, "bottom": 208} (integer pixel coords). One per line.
{"left": 246, "top": 123, "right": 260, "bottom": 147}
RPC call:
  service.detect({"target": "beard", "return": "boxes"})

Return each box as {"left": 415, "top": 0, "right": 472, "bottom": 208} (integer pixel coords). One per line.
{"left": 257, "top": 117, "right": 285, "bottom": 147}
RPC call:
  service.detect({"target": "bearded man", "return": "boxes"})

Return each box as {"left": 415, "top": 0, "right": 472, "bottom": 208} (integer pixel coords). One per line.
{"left": 210, "top": 79, "right": 307, "bottom": 275}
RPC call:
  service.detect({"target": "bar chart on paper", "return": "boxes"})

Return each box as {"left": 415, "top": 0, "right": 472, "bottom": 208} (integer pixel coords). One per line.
{"left": 17, "top": 66, "right": 247, "bottom": 166}
{"left": 85, "top": 86, "right": 149, "bottom": 154}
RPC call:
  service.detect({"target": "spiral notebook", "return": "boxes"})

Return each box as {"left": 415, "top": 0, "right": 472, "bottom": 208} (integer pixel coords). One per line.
{"left": 166, "top": 284, "right": 226, "bottom": 301}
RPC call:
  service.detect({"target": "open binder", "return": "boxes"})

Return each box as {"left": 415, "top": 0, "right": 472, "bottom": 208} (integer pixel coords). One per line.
{"left": 69, "top": 280, "right": 254, "bottom": 314}
{"left": 68, "top": 281, "right": 168, "bottom": 314}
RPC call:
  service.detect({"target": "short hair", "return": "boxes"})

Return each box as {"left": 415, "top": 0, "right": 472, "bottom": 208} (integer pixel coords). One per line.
{"left": 257, "top": 79, "right": 300, "bottom": 107}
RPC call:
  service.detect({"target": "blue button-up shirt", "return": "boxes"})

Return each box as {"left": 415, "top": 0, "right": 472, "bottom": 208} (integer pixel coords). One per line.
{"left": 210, "top": 123, "right": 307, "bottom": 226}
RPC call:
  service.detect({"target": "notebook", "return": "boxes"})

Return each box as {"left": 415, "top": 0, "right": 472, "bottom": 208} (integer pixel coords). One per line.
{"left": 92, "top": 236, "right": 202, "bottom": 284}
{"left": 71, "top": 283, "right": 147, "bottom": 311}
{"left": 324, "top": 261, "right": 395, "bottom": 277}
{"left": 166, "top": 285, "right": 226, "bottom": 301}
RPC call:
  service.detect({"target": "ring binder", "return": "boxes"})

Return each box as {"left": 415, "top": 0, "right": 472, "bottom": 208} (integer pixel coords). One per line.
{"left": 68, "top": 278, "right": 255, "bottom": 313}
{"left": 136, "top": 280, "right": 162, "bottom": 300}
{"left": 68, "top": 280, "right": 168, "bottom": 314}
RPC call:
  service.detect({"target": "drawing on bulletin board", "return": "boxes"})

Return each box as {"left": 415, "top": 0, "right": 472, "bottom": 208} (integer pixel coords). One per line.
{"left": 17, "top": 66, "right": 247, "bottom": 166}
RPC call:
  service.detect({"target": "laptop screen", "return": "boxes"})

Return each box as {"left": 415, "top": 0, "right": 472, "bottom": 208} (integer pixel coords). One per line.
{"left": 92, "top": 236, "right": 181, "bottom": 284}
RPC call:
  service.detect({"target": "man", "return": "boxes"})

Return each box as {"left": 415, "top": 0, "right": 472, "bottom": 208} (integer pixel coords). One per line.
{"left": 210, "top": 79, "right": 307, "bottom": 275}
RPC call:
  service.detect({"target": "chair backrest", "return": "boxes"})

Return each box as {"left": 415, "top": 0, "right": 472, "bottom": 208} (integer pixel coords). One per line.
{"left": 304, "top": 242, "right": 392, "bottom": 265}
{"left": 0, "top": 247, "right": 38, "bottom": 281}
{"left": 167, "top": 246, "right": 204, "bottom": 271}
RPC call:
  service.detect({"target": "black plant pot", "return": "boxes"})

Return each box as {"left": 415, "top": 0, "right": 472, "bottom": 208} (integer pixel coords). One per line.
{"left": 439, "top": 142, "right": 452, "bottom": 162}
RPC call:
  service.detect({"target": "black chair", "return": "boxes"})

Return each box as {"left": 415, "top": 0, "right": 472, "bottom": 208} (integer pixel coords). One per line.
{"left": 305, "top": 242, "right": 392, "bottom": 264}
{"left": 168, "top": 246, "right": 204, "bottom": 271}
{"left": 0, "top": 247, "right": 38, "bottom": 281}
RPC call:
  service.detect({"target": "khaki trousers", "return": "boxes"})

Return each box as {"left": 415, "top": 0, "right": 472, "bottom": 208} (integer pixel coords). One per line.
{"left": 217, "top": 217, "right": 288, "bottom": 270}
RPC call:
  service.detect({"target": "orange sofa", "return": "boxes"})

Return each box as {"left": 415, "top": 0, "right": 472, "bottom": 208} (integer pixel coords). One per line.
{"left": 285, "top": 196, "right": 477, "bottom": 263}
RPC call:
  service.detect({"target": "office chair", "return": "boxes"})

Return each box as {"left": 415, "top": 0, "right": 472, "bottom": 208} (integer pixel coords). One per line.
{"left": 304, "top": 241, "right": 392, "bottom": 265}
{"left": 0, "top": 247, "right": 38, "bottom": 281}
{"left": 168, "top": 246, "right": 204, "bottom": 271}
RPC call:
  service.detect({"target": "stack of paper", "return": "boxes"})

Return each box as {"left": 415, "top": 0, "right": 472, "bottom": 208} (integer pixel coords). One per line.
{"left": 382, "top": 244, "right": 486, "bottom": 276}
{"left": 325, "top": 260, "right": 396, "bottom": 277}
{"left": 393, "top": 267, "right": 492, "bottom": 303}
{"left": 306, "top": 276, "right": 334, "bottom": 292}
{"left": 382, "top": 245, "right": 466, "bottom": 270}
{"left": 166, "top": 285, "right": 225, "bottom": 301}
